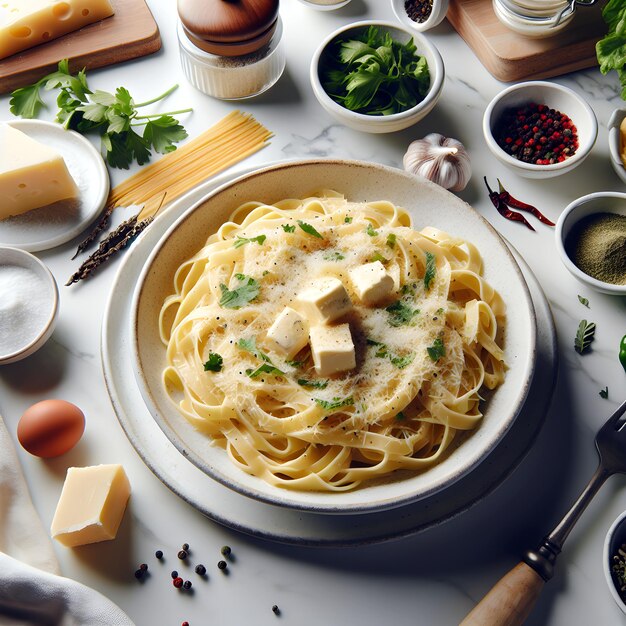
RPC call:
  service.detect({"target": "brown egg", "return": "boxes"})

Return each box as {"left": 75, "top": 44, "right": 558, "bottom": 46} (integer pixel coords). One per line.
{"left": 17, "top": 399, "right": 85, "bottom": 458}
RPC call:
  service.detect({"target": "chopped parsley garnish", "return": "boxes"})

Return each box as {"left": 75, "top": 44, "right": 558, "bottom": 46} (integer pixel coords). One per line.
{"left": 386, "top": 233, "right": 397, "bottom": 248}
{"left": 600, "top": 386, "right": 609, "bottom": 399}
{"left": 366, "top": 223, "right": 378, "bottom": 237}
{"left": 246, "top": 363, "right": 285, "bottom": 378}
{"left": 281, "top": 223, "right": 296, "bottom": 233}
{"left": 578, "top": 295, "right": 590, "bottom": 308}
{"left": 324, "top": 251, "right": 345, "bottom": 261}
{"left": 297, "top": 378, "right": 329, "bottom": 389}
{"left": 233, "top": 234, "right": 266, "bottom": 248}
{"left": 286, "top": 359, "right": 303, "bottom": 368}
{"left": 401, "top": 283, "right": 417, "bottom": 296}
{"left": 203, "top": 352, "right": 223, "bottom": 372}
{"left": 424, "top": 251, "right": 436, "bottom": 290}
{"left": 297, "top": 220, "right": 323, "bottom": 238}
{"left": 368, "top": 339, "right": 414, "bottom": 369}
{"left": 219, "top": 274, "right": 260, "bottom": 309}
{"left": 427, "top": 336, "right": 445, "bottom": 362}
{"left": 385, "top": 300, "right": 419, "bottom": 327}
{"left": 344, "top": 216, "right": 353, "bottom": 223}
{"left": 370, "top": 252, "right": 388, "bottom": 264}
{"left": 314, "top": 396, "right": 354, "bottom": 411}
{"left": 390, "top": 353, "right": 415, "bottom": 369}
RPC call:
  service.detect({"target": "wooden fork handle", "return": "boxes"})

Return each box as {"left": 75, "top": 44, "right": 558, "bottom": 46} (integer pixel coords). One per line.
{"left": 460, "top": 562, "right": 545, "bottom": 626}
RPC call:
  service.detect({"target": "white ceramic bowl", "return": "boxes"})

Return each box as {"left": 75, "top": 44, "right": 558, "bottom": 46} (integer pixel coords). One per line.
{"left": 555, "top": 192, "right": 626, "bottom": 296}
{"left": 130, "top": 159, "right": 536, "bottom": 515}
{"left": 483, "top": 81, "right": 598, "bottom": 179}
{"left": 295, "top": 0, "right": 352, "bottom": 9}
{"left": 608, "top": 109, "right": 626, "bottom": 184}
{"left": 310, "top": 21, "right": 444, "bottom": 134}
{"left": 391, "top": 0, "right": 450, "bottom": 32}
{"left": 0, "top": 246, "right": 58, "bottom": 364}
{"left": 604, "top": 510, "right": 626, "bottom": 615}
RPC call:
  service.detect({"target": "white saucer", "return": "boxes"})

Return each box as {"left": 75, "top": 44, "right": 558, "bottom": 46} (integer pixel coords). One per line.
{"left": 0, "top": 119, "right": 109, "bottom": 252}
{"left": 101, "top": 163, "right": 557, "bottom": 546}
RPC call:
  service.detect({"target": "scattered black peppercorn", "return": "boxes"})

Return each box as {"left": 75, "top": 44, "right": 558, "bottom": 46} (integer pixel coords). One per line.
{"left": 155, "top": 550, "right": 163, "bottom": 560}
{"left": 183, "top": 580, "right": 192, "bottom": 590}
{"left": 221, "top": 545, "right": 231, "bottom": 557}
{"left": 173, "top": 576, "right": 184, "bottom": 589}
{"left": 134, "top": 569, "right": 144, "bottom": 580}
{"left": 272, "top": 605, "right": 280, "bottom": 615}
{"left": 182, "top": 543, "right": 190, "bottom": 551}
{"left": 171, "top": 570, "right": 179, "bottom": 579}
{"left": 195, "top": 564, "right": 206, "bottom": 576}
{"left": 178, "top": 550, "right": 188, "bottom": 560}
{"left": 139, "top": 563, "right": 148, "bottom": 572}
{"left": 217, "top": 560, "right": 227, "bottom": 570}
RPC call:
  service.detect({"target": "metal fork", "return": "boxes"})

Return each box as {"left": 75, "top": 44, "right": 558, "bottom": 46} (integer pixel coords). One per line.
{"left": 461, "top": 399, "right": 626, "bottom": 626}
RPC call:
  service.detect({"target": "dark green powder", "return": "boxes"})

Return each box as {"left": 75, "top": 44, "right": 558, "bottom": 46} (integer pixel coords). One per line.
{"left": 566, "top": 212, "right": 626, "bottom": 285}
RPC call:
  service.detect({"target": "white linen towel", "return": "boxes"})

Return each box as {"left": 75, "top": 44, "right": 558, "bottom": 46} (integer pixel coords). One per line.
{"left": 0, "top": 415, "right": 134, "bottom": 626}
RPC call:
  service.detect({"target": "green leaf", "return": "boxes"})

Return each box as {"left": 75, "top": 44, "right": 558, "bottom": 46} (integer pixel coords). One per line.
{"left": 233, "top": 234, "right": 266, "bottom": 249}
{"left": 246, "top": 363, "right": 285, "bottom": 378}
{"left": 344, "top": 216, "right": 353, "bottom": 223}
{"left": 323, "top": 251, "right": 345, "bottom": 261}
{"left": 578, "top": 295, "right": 590, "bottom": 308}
{"left": 390, "top": 353, "right": 415, "bottom": 369}
{"left": 385, "top": 300, "right": 419, "bottom": 327}
{"left": 203, "top": 353, "right": 223, "bottom": 372}
{"left": 368, "top": 339, "right": 413, "bottom": 368}
{"left": 370, "top": 252, "right": 388, "bottom": 264}
{"left": 424, "top": 251, "right": 436, "bottom": 290}
{"left": 574, "top": 319, "right": 596, "bottom": 354}
{"left": 314, "top": 396, "right": 354, "bottom": 411}
{"left": 297, "top": 220, "right": 323, "bottom": 239}
{"left": 297, "top": 378, "right": 329, "bottom": 389}
{"left": 143, "top": 115, "right": 188, "bottom": 155}
{"left": 89, "top": 90, "right": 117, "bottom": 106}
{"left": 219, "top": 274, "right": 260, "bottom": 309}
{"left": 10, "top": 83, "right": 46, "bottom": 119}
{"left": 427, "top": 337, "right": 445, "bottom": 362}
{"left": 600, "top": 386, "right": 609, "bottom": 399}
{"left": 366, "top": 223, "right": 378, "bottom": 237}
{"left": 343, "top": 68, "right": 385, "bottom": 111}
{"left": 77, "top": 101, "right": 109, "bottom": 123}
{"left": 104, "top": 133, "right": 134, "bottom": 169}
{"left": 386, "top": 233, "right": 397, "bottom": 248}
{"left": 282, "top": 223, "right": 296, "bottom": 233}
{"left": 339, "top": 39, "right": 375, "bottom": 64}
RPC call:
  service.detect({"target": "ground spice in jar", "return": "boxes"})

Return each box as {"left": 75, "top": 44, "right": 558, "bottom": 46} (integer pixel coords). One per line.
{"left": 495, "top": 102, "right": 579, "bottom": 165}
{"left": 566, "top": 212, "right": 626, "bottom": 285}
{"left": 405, "top": 0, "right": 433, "bottom": 23}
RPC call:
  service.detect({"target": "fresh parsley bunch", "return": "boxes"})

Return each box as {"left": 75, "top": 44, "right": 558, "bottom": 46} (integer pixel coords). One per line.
{"left": 596, "top": 0, "right": 626, "bottom": 100}
{"left": 321, "top": 26, "right": 430, "bottom": 116}
{"left": 9, "top": 60, "right": 191, "bottom": 169}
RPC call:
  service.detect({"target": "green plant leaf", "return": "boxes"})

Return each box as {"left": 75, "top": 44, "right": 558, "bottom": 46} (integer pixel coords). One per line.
{"left": 203, "top": 353, "right": 223, "bottom": 372}
{"left": 427, "top": 337, "right": 445, "bottom": 362}
{"left": 219, "top": 274, "right": 260, "bottom": 309}
{"left": 297, "top": 220, "right": 323, "bottom": 238}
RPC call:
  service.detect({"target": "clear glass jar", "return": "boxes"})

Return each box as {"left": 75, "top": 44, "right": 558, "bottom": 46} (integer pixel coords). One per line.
{"left": 177, "top": 17, "right": 285, "bottom": 100}
{"left": 493, "top": 0, "right": 596, "bottom": 38}
{"left": 295, "top": 0, "right": 352, "bottom": 10}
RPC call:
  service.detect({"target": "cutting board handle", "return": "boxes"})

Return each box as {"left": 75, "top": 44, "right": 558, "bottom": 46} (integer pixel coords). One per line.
{"left": 459, "top": 562, "right": 545, "bottom": 626}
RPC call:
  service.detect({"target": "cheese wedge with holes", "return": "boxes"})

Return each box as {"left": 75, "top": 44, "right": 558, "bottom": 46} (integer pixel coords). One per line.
{"left": 0, "top": 124, "right": 78, "bottom": 220}
{"left": 51, "top": 464, "right": 131, "bottom": 547}
{"left": 0, "top": 0, "right": 115, "bottom": 60}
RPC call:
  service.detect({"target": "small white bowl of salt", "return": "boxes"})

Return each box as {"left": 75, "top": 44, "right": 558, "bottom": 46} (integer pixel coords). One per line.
{"left": 0, "top": 246, "right": 58, "bottom": 365}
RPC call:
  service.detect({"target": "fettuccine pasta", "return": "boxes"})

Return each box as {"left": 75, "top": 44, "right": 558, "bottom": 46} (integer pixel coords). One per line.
{"left": 159, "top": 192, "right": 506, "bottom": 492}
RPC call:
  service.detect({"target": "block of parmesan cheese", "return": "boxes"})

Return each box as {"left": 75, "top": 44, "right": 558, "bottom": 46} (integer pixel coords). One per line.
{"left": 0, "top": 124, "right": 78, "bottom": 220}
{"left": 51, "top": 464, "right": 131, "bottom": 548}
{"left": 0, "top": 0, "right": 115, "bottom": 59}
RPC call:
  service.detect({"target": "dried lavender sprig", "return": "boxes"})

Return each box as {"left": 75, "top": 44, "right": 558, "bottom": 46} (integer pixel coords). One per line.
{"left": 71, "top": 204, "right": 116, "bottom": 260}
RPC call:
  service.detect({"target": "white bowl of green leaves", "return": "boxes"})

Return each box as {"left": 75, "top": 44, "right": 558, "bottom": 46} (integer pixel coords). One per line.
{"left": 310, "top": 21, "right": 444, "bottom": 133}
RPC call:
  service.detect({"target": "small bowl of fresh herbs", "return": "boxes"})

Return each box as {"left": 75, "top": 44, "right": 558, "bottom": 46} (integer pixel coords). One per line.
{"left": 310, "top": 21, "right": 444, "bottom": 133}
{"left": 604, "top": 511, "right": 626, "bottom": 615}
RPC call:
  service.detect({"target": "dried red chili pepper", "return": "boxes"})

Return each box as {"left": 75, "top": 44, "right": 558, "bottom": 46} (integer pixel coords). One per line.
{"left": 484, "top": 177, "right": 535, "bottom": 231}
{"left": 497, "top": 179, "right": 555, "bottom": 226}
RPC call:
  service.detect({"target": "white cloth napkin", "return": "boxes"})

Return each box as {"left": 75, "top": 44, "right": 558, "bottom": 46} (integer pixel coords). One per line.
{"left": 0, "top": 415, "right": 135, "bottom": 626}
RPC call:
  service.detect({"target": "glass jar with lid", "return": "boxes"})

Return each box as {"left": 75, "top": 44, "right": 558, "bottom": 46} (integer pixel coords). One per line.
{"left": 493, "top": 0, "right": 598, "bottom": 38}
{"left": 177, "top": 0, "right": 286, "bottom": 100}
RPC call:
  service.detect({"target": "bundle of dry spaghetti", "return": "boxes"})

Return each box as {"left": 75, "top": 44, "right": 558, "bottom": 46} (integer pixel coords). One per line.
{"left": 68, "top": 111, "right": 272, "bottom": 282}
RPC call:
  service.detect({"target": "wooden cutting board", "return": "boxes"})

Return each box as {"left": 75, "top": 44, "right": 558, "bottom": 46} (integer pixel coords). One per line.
{"left": 0, "top": 0, "right": 161, "bottom": 94}
{"left": 447, "top": 0, "right": 606, "bottom": 82}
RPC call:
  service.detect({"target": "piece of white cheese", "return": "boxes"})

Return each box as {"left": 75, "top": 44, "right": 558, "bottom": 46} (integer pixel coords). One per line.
{"left": 349, "top": 261, "right": 395, "bottom": 305}
{"left": 266, "top": 306, "right": 309, "bottom": 359}
{"left": 0, "top": 124, "right": 78, "bottom": 220}
{"left": 296, "top": 277, "right": 352, "bottom": 324}
{"left": 309, "top": 323, "right": 356, "bottom": 377}
{"left": 51, "top": 464, "right": 131, "bottom": 548}
{"left": 0, "top": 0, "right": 115, "bottom": 60}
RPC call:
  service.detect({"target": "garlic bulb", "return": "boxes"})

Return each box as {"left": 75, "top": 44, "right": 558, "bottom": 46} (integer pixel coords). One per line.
{"left": 403, "top": 134, "right": 471, "bottom": 192}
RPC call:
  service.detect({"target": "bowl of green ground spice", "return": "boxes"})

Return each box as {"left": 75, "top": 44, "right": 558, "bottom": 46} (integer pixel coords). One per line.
{"left": 556, "top": 192, "right": 626, "bottom": 295}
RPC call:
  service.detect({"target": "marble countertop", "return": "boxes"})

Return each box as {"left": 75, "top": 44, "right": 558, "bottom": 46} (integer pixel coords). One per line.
{"left": 1, "top": 0, "right": 626, "bottom": 624}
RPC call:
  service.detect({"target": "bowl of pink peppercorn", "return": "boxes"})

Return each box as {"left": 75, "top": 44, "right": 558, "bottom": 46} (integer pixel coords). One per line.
{"left": 483, "top": 81, "right": 598, "bottom": 179}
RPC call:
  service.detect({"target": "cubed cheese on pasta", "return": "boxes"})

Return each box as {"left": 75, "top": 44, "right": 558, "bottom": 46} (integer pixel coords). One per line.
{"left": 349, "top": 261, "right": 394, "bottom": 305}
{"left": 265, "top": 306, "right": 308, "bottom": 359}
{"left": 296, "top": 277, "right": 352, "bottom": 323}
{"left": 309, "top": 324, "right": 355, "bottom": 376}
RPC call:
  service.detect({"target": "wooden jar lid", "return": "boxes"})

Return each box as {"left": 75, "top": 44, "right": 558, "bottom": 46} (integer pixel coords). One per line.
{"left": 178, "top": 0, "right": 279, "bottom": 56}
